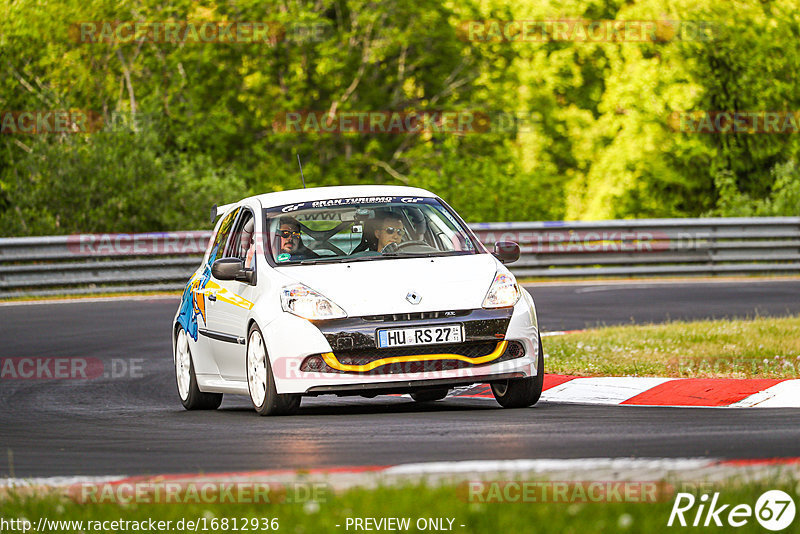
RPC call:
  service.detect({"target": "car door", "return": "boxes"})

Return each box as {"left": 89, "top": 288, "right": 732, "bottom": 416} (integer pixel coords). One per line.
{"left": 184, "top": 207, "right": 238, "bottom": 378}
{"left": 204, "top": 206, "right": 258, "bottom": 381}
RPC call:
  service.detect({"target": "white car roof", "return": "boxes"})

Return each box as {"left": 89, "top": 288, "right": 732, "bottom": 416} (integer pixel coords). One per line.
{"left": 251, "top": 185, "right": 437, "bottom": 208}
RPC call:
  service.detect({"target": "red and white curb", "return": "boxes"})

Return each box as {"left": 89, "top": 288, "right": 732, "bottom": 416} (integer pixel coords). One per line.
{"left": 451, "top": 376, "right": 800, "bottom": 408}
{"left": 3, "top": 458, "right": 799, "bottom": 490}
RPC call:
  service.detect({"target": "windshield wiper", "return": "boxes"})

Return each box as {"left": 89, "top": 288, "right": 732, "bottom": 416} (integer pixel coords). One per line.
{"left": 386, "top": 252, "right": 458, "bottom": 258}
{"left": 298, "top": 257, "right": 345, "bottom": 265}
{"left": 298, "top": 255, "right": 384, "bottom": 265}
{"left": 296, "top": 252, "right": 458, "bottom": 265}
{"left": 341, "top": 256, "right": 386, "bottom": 262}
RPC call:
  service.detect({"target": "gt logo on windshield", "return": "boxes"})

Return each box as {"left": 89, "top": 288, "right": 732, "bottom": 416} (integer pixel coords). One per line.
{"left": 281, "top": 203, "right": 305, "bottom": 212}
{"left": 401, "top": 197, "right": 424, "bottom": 203}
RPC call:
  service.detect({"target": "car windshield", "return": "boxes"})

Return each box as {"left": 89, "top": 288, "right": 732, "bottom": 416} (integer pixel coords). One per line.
{"left": 263, "top": 196, "right": 481, "bottom": 265}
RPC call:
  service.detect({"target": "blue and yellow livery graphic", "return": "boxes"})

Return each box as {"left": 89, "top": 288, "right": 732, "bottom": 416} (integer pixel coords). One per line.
{"left": 177, "top": 269, "right": 211, "bottom": 341}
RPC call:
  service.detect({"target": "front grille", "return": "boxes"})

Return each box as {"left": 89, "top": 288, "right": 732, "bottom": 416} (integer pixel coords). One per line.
{"left": 300, "top": 340, "right": 525, "bottom": 375}
{"left": 362, "top": 310, "right": 471, "bottom": 322}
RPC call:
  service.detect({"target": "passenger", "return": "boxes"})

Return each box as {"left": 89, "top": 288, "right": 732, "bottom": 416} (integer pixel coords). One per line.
{"left": 406, "top": 209, "right": 428, "bottom": 242}
{"left": 374, "top": 214, "right": 406, "bottom": 253}
{"left": 274, "top": 216, "right": 319, "bottom": 260}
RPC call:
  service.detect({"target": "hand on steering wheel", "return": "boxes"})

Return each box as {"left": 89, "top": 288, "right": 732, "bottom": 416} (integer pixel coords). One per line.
{"left": 381, "top": 240, "right": 430, "bottom": 254}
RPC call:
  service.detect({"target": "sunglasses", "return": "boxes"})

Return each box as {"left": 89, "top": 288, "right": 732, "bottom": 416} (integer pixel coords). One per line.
{"left": 276, "top": 230, "right": 301, "bottom": 239}
{"left": 382, "top": 227, "right": 405, "bottom": 235}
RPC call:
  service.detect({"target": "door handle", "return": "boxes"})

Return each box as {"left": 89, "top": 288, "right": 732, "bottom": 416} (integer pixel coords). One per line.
{"left": 207, "top": 293, "right": 217, "bottom": 302}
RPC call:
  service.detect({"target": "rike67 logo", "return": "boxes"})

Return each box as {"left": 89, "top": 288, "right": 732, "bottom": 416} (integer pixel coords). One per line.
{"left": 668, "top": 490, "right": 796, "bottom": 531}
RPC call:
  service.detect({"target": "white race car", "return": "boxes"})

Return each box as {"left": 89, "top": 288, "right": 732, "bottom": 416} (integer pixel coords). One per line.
{"left": 173, "top": 185, "right": 543, "bottom": 415}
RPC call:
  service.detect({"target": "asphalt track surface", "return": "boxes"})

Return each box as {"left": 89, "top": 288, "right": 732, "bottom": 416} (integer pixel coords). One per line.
{"left": 1, "top": 280, "right": 800, "bottom": 478}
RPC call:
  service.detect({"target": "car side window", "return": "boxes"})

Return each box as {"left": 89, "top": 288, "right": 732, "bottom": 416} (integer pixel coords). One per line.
{"left": 227, "top": 209, "right": 256, "bottom": 268}
{"left": 206, "top": 208, "right": 239, "bottom": 268}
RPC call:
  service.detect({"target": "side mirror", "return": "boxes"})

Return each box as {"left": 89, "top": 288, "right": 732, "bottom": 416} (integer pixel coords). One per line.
{"left": 235, "top": 268, "right": 255, "bottom": 284}
{"left": 212, "top": 258, "right": 252, "bottom": 282}
{"left": 493, "top": 241, "right": 520, "bottom": 264}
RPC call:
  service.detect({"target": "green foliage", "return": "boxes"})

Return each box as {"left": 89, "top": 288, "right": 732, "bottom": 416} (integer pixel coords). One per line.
{"left": 493, "top": 0, "right": 800, "bottom": 220}
{"left": 0, "top": 121, "right": 244, "bottom": 235}
{"left": 1, "top": 0, "right": 799, "bottom": 235}
{"left": 710, "top": 160, "right": 800, "bottom": 217}
{"left": 768, "top": 160, "right": 800, "bottom": 215}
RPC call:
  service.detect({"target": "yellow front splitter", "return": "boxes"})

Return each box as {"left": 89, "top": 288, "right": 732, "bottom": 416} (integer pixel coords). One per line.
{"left": 319, "top": 340, "right": 508, "bottom": 373}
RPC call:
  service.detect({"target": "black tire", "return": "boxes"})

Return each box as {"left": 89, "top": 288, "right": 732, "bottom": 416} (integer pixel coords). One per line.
{"left": 491, "top": 333, "right": 544, "bottom": 408}
{"left": 175, "top": 327, "right": 223, "bottom": 410}
{"left": 410, "top": 389, "right": 449, "bottom": 402}
{"left": 247, "top": 323, "right": 301, "bottom": 416}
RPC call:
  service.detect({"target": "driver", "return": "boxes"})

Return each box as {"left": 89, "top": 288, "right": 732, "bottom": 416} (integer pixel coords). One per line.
{"left": 374, "top": 214, "right": 405, "bottom": 253}
{"left": 274, "top": 217, "right": 319, "bottom": 260}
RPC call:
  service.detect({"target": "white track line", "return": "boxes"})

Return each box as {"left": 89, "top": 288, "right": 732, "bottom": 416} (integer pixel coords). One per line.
{"left": 730, "top": 379, "right": 800, "bottom": 408}
{"left": 382, "top": 458, "right": 714, "bottom": 476}
{"left": 1, "top": 475, "right": 124, "bottom": 488}
{"left": 522, "top": 277, "right": 800, "bottom": 288}
{"left": 0, "top": 295, "right": 179, "bottom": 307}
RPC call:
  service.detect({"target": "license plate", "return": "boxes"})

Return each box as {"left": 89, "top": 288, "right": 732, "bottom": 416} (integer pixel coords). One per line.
{"left": 377, "top": 324, "right": 463, "bottom": 348}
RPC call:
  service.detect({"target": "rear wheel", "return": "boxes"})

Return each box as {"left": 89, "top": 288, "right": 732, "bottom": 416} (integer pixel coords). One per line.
{"left": 410, "top": 389, "right": 449, "bottom": 402}
{"left": 247, "top": 324, "right": 301, "bottom": 416}
{"left": 175, "top": 327, "right": 223, "bottom": 410}
{"left": 491, "top": 334, "right": 544, "bottom": 408}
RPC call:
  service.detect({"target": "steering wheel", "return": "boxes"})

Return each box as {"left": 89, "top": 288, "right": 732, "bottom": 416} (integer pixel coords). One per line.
{"left": 381, "top": 240, "right": 434, "bottom": 254}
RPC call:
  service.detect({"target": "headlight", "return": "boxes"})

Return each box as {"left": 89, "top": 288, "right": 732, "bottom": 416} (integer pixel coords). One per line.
{"left": 281, "top": 283, "right": 347, "bottom": 320}
{"left": 482, "top": 271, "right": 521, "bottom": 308}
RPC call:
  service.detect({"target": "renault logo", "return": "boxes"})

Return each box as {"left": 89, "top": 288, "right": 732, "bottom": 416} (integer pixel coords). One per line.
{"left": 406, "top": 291, "right": 421, "bottom": 305}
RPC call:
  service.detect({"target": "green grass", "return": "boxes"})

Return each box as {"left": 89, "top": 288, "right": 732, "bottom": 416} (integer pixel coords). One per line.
{"left": 544, "top": 315, "right": 800, "bottom": 379}
{"left": 2, "top": 479, "right": 798, "bottom": 533}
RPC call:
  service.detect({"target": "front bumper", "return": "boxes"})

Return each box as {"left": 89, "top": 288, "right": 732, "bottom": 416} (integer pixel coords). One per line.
{"left": 317, "top": 308, "right": 513, "bottom": 351}
{"left": 303, "top": 339, "right": 526, "bottom": 374}
{"left": 266, "top": 297, "right": 540, "bottom": 395}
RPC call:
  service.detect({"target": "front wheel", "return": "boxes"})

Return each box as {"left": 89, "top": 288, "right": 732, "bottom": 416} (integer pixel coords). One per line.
{"left": 491, "top": 334, "right": 544, "bottom": 408}
{"left": 247, "top": 324, "right": 301, "bottom": 416}
{"left": 175, "top": 327, "right": 223, "bottom": 410}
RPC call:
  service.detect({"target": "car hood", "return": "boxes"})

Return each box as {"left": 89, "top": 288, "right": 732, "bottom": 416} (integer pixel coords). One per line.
{"left": 275, "top": 254, "right": 499, "bottom": 316}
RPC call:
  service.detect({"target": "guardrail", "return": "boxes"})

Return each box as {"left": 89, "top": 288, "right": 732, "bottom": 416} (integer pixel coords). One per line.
{"left": 1, "top": 217, "right": 799, "bottom": 297}
{"left": 470, "top": 217, "right": 800, "bottom": 278}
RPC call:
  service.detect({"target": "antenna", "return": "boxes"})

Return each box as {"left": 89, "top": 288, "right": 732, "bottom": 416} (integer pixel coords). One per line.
{"left": 297, "top": 153, "right": 306, "bottom": 188}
